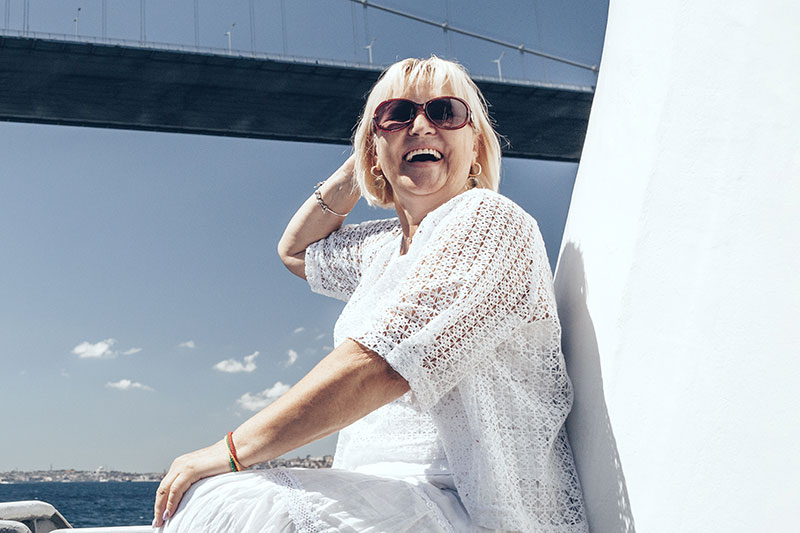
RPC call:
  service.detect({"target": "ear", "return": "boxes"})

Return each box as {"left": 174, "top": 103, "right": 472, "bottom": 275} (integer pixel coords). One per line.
{"left": 371, "top": 135, "right": 384, "bottom": 168}
{"left": 371, "top": 151, "right": 382, "bottom": 173}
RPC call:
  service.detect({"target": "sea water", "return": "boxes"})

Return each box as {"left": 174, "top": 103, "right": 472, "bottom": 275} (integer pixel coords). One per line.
{"left": 0, "top": 481, "right": 159, "bottom": 527}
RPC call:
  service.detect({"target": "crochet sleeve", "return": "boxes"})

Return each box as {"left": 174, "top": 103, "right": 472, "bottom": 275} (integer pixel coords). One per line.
{"left": 305, "top": 219, "right": 395, "bottom": 302}
{"left": 352, "top": 195, "right": 551, "bottom": 411}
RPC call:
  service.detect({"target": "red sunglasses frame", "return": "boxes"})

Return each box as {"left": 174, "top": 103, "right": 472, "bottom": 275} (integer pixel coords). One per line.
{"left": 372, "top": 96, "right": 471, "bottom": 132}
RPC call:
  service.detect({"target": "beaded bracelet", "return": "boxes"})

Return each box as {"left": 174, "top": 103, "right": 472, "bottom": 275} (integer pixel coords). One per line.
{"left": 225, "top": 431, "right": 245, "bottom": 472}
{"left": 313, "top": 181, "right": 349, "bottom": 217}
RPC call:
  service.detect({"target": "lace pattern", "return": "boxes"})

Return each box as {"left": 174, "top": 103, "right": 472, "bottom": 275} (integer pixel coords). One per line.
{"left": 264, "top": 469, "right": 323, "bottom": 533}
{"left": 407, "top": 484, "right": 456, "bottom": 533}
{"left": 306, "top": 189, "right": 588, "bottom": 532}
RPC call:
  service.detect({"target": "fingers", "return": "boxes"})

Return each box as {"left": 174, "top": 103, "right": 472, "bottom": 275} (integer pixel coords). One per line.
{"left": 152, "top": 442, "right": 231, "bottom": 527}
{"left": 153, "top": 467, "right": 194, "bottom": 528}
{"left": 164, "top": 473, "right": 193, "bottom": 524}
{"left": 153, "top": 472, "right": 176, "bottom": 528}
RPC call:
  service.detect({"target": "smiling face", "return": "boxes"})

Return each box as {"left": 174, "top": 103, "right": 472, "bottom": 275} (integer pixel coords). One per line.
{"left": 373, "top": 84, "right": 479, "bottom": 218}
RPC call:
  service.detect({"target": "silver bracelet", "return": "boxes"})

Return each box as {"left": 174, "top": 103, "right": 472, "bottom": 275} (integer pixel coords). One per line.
{"left": 313, "top": 181, "right": 349, "bottom": 217}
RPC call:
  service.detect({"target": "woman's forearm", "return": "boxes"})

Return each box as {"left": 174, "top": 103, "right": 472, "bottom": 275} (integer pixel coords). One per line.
{"left": 277, "top": 155, "right": 360, "bottom": 279}
{"left": 153, "top": 339, "right": 408, "bottom": 526}
{"left": 231, "top": 338, "right": 409, "bottom": 467}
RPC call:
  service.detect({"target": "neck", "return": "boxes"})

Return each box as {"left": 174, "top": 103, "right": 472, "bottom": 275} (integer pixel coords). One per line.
{"left": 394, "top": 208, "right": 420, "bottom": 256}
{"left": 393, "top": 187, "right": 466, "bottom": 240}
{"left": 394, "top": 196, "right": 444, "bottom": 241}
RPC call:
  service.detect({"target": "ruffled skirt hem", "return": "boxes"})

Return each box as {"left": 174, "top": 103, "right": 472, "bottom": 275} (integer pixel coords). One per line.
{"left": 159, "top": 468, "right": 475, "bottom": 533}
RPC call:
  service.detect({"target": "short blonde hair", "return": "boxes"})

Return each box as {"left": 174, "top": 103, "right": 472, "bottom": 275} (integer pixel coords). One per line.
{"left": 352, "top": 56, "right": 502, "bottom": 208}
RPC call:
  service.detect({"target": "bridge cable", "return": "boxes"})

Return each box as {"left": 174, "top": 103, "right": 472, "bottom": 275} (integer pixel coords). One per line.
{"left": 348, "top": 0, "right": 597, "bottom": 72}
{"left": 531, "top": 0, "right": 547, "bottom": 80}
{"left": 350, "top": 1, "right": 359, "bottom": 59}
{"left": 248, "top": 0, "right": 256, "bottom": 52}
{"left": 279, "top": 0, "right": 288, "bottom": 54}
{"left": 139, "top": 0, "right": 146, "bottom": 44}
{"left": 443, "top": 0, "right": 453, "bottom": 58}
{"left": 362, "top": 0, "right": 370, "bottom": 61}
{"left": 193, "top": 0, "right": 199, "bottom": 47}
{"left": 102, "top": 0, "right": 107, "bottom": 39}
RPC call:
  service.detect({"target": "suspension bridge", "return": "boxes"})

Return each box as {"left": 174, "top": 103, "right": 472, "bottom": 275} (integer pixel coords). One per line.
{"left": 0, "top": 1, "right": 596, "bottom": 161}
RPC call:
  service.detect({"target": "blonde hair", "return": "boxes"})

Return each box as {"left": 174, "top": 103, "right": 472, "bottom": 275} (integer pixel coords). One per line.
{"left": 352, "top": 56, "right": 502, "bottom": 208}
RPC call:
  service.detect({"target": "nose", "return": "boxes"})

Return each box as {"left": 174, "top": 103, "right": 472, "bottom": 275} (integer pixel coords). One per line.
{"left": 407, "top": 109, "right": 436, "bottom": 136}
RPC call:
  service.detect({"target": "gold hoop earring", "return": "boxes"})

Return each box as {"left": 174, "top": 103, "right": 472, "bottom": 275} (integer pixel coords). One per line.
{"left": 467, "top": 162, "right": 482, "bottom": 189}
{"left": 371, "top": 165, "right": 387, "bottom": 188}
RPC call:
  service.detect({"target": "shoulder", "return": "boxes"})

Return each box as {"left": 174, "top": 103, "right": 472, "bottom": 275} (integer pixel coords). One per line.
{"left": 416, "top": 189, "right": 543, "bottom": 263}
{"left": 318, "top": 217, "right": 400, "bottom": 262}
{"left": 333, "top": 217, "right": 400, "bottom": 241}
{"left": 443, "top": 189, "right": 540, "bottom": 234}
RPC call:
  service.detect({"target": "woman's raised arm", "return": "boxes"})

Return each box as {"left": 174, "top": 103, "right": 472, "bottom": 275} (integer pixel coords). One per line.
{"left": 277, "top": 155, "right": 360, "bottom": 279}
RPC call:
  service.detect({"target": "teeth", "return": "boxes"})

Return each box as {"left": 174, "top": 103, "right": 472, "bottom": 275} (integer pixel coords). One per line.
{"left": 404, "top": 148, "right": 443, "bottom": 162}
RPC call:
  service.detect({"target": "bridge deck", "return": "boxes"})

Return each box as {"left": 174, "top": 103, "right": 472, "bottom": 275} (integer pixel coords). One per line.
{"left": 0, "top": 35, "right": 593, "bottom": 161}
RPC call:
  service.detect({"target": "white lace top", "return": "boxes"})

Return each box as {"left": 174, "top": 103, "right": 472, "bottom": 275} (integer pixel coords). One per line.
{"left": 305, "top": 189, "right": 587, "bottom": 532}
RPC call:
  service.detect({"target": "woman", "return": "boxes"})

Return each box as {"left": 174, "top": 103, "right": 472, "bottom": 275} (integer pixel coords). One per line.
{"left": 153, "top": 56, "right": 587, "bottom": 532}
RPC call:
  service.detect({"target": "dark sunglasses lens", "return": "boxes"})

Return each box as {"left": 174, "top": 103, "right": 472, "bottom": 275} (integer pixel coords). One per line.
{"left": 426, "top": 98, "right": 468, "bottom": 128}
{"left": 376, "top": 100, "right": 416, "bottom": 131}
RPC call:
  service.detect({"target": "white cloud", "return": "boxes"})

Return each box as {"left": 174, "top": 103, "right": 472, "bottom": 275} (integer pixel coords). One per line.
{"left": 321, "top": 345, "right": 333, "bottom": 352}
{"left": 237, "top": 381, "right": 291, "bottom": 411}
{"left": 106, "top": 379, "right": 154, "bottom": 392}
{"left": 213, "top": 351, "right": 259, "bottom": 373}
{"left": 292, "top": 327, "right": 305, "bottom": 334}
{"left": 71, "top": 339, "right": 141, "bottom": 359}
{"left": 179, "top": 340, "right": 196, "bottom": 349}
{"left": 284, "top": 349, "right": 298, "bottom": 367}
{"left": 315, "top": 333, "right": 326, "bottom": 340}
{"left": 72, "top": 338, "right": 117, "bottom": 359}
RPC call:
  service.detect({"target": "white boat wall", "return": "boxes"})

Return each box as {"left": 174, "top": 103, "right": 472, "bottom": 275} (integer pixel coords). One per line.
{"left": 49, "top": 526, "right": 154, "bottom": 533}
{"left": 554, "top": 0, "right": 800, "bottom": 532}
{"left": 0, "top": 500, "right": 70, "bottom": 532}
{"left": 0, "top": 500, "right": 151, "bottom": 533}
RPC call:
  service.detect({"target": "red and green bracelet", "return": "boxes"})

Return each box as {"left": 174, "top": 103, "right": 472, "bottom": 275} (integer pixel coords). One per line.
{"left": 225, "top": 431, "right": 245, "bottom": 472}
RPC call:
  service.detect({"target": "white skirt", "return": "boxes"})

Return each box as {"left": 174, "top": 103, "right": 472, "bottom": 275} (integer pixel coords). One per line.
{"left": 158, "top": 468, "right": 478, "bottom": 532}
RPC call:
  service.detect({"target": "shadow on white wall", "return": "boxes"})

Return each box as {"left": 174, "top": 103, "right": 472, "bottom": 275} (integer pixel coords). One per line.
{"left": 556, "top": 242, "right": 635, "bottom": 533}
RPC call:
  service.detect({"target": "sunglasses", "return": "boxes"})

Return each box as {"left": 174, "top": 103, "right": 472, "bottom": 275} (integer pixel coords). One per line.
{"left": 373, "top": 96, "right": 471, "bottom": 132}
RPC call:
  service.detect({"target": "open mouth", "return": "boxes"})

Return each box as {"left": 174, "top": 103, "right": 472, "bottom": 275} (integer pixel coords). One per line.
{"left": 404, "top": 148, "right": 443, "bottom": 163}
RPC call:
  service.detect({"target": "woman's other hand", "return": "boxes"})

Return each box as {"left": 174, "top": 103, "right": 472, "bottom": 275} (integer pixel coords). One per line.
{"left": 153, "top": 439, "right": 230, "bottom": 527}
{"left": 278, "top": 154, "right": 361, "bottom": 279}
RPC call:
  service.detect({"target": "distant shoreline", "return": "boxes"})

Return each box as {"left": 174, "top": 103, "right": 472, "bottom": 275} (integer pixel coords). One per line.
{"left": 0, "top": 469, "right": 163, "bottom": 484}
{"left": 1, "top": 455, "right": 334, "bottom": 484}
{"left": 0, "top": 479, "right": 159, "bottom": 484}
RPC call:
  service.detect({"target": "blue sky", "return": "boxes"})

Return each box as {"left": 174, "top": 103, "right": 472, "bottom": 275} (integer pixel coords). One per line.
{"left": 0, "top": 0, "right": 607, "bottom": 472}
